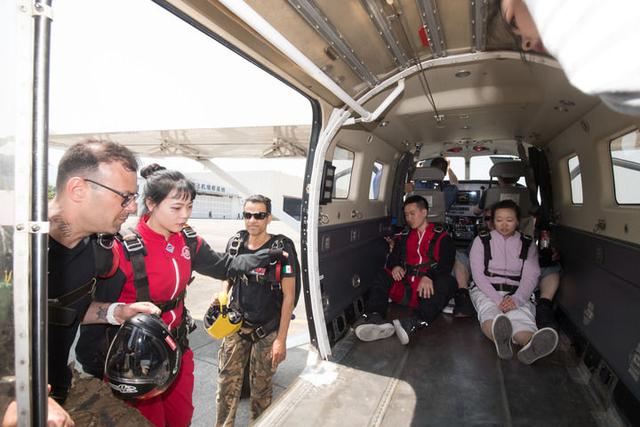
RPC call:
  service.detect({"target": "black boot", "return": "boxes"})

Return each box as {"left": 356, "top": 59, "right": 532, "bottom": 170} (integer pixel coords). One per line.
{"left": 392, "top": 317, "right": 427, "bottom": 345}
{"left": 354, "top": 312, "right": 395, "bottom": 342}
{"left": 453, "top": 288, "right": 476, "bottom": 318}
{"left": 536, "top": 298, "right": 557, "bottom": 330}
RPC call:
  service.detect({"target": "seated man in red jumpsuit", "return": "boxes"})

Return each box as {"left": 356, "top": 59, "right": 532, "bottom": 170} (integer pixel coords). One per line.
{"left": 355, "top": 195, "right": 457, "bottom": 345}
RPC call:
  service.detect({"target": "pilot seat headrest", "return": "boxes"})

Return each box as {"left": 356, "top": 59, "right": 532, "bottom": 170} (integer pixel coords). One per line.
{"left": 412, "top": 166, "right": 446, "bottom": 181}
{"left": 489, "top": 161, "right": 525, "bottom": 179}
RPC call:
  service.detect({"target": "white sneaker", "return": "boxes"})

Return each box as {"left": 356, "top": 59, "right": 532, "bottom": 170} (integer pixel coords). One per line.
{"left": 354, "top": 313, "right": 395, "bottom": 342}
{"left": 517, "top": 327, "right": 558, "bottom": 365}
{"left": 492, "top": 314, "right": 513, "bottom": 359}
{"left": 355, "top": 322, "right": 395, "bottom": 342}
{"left": 442, "top": 297, "right": 455, "bottom": 315}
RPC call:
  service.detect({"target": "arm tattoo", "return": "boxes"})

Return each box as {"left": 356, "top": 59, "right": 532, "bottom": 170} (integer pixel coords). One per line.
{"left": 96, "top": 304, "right": 108, "bottom": 321}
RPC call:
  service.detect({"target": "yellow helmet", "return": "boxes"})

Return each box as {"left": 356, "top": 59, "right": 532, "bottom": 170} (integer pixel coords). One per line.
{"left": 204, "top": 292, "right": 243, "bottom": 339}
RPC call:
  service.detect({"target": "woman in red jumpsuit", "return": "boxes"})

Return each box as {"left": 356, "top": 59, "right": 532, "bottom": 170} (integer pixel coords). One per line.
{"left": 87, "top": 164, "right": 279, "bottom": 427}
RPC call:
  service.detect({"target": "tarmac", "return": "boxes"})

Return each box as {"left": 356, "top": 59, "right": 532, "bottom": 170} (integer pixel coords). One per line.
{"left": 123, "top": 217, "right": 310, "bottom": 426}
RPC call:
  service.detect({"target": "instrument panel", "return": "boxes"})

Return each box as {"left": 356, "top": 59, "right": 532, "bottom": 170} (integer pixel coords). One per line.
{"left": 445, "top": 184, "right": 487, "bottom": 242}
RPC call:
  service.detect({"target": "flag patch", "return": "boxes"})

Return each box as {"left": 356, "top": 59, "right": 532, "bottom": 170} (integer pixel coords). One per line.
{"left": 283, "top": 265, "right": 292, "bottom": 274}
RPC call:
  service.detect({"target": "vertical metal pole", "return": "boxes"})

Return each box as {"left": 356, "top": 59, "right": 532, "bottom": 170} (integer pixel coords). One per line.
{"left": 31, "top": 1, "right": 52, "bottom": 424}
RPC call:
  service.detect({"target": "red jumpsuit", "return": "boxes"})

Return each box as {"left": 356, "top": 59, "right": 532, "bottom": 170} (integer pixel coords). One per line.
{"left": 388, "top": 223, "right": 446, "bottom": 308}
{"left": 114, "top": 216, "right": 274, "bottom": 427}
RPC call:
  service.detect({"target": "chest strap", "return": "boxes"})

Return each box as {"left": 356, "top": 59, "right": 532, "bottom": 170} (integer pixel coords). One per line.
{"left": 480, "top": 231, "right": 533, "bottom": 282}
{"left": 118, "top": 227, "right": 197, "bottom": 313}
{"left": 401, "top": 225, "right": 444, "bottom": 275}
{"left": 491, "top": 283, "right": 519, "bottom": 294}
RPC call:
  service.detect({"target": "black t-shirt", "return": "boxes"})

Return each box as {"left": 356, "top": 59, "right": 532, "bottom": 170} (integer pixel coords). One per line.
{"left": 48, "top": 236, "right": 97, "bottom": 394}
{"left": 230, "top": 235, "right": 296, "bottom": 327}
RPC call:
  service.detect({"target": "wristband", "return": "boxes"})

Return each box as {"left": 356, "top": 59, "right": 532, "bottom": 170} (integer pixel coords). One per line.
{"left": 106, "top": 303, "right": 125, "bottom": 325}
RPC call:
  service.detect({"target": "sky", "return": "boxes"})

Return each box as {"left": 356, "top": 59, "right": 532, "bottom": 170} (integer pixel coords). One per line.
{"left": 43, "top": 0, "right": 311, "bottom": 176}
{"left": 49, "top": 0, "right": 311, "bottom": 134}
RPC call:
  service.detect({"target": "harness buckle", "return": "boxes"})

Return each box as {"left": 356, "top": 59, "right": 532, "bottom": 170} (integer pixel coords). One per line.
{"left": 120, "top": 232, "right": 146, "bottom": 257}
{"left": 182, "top": 225, "right": 197, "bottom": 239}
{"left": 229, "top": 234, "right": 242, "bottom": 257}
{"left": 254, "top": 326, "right": 266, "bottom": 339}
{"left": 97, "top": 233, "right": 115, "bottom": 250}
{"left": 269, "top": 238, "right": 284, "bottom": 266}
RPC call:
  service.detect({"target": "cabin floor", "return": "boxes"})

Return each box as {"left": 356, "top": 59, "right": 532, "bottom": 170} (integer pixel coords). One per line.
{"left": 255, "top": 311, "right": 625, "bottom": 427}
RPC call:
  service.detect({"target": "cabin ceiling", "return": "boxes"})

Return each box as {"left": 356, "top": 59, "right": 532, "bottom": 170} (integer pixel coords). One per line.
{"left": 174, "top": 0, "right": 599, "bottom": 150}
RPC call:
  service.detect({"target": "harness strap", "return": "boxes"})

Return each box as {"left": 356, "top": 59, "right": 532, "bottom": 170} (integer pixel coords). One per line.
{"left": 228, "top": 232, "right": 245, "bottom": 258}
{"left": 480, "top": 231, "right": 492, "bottom": 274}
{"left": 238, "top": 317, "right": 279, "bottom": 342}
{"left": 156, "top": 288, "right": 187, "bottom": 313}
{"left": 170, "top": 309, "right": 194, "bottom": 350}
{"left": 48, "top": 277, "right": 98, "bottom": 326}
{"left": 48, "top": 277, "right": 97, "bottom": 309}
{"left": 491, "top": 283, "right": 519, "bottom": 294}
{"left": 481, "top": 232, "right": 533, "bottom": 282}
{"left": 131, "top": 258, "right": 151, "bottom": 301}
{"left": 181, "top": 224, "right": 198, "bottom": 278}
{"left": 94, "top": 234, "right": 119, "bottom": 278}
{"left": 401, "top": 226, "right": 444, "bottom": 276}
{"left": 117, "top": 229, "right": 151, "bottom": 302}
{"left": 400, "top": 279, "right": 413, "bottom": 306}
{"left": 427, "top": 225, "right": 444, "bottom": 266}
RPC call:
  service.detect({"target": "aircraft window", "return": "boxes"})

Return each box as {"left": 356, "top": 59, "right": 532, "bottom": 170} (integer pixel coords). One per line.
{"left": 369, "top": 161, "right": 383, "bottom": 200}
{"left": 610, "top": 129, "right": 640, "bottom": 205}
{"left": 568, "top": 155, "right": 583, "bottom": 204}
{"left": 332, "top": 146, "right": 354, "bottom": 199}
{"left": 469, "top": 155, "right": 524, "bottom": 185}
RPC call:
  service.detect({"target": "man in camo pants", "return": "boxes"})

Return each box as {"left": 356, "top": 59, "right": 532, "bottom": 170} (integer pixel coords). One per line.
{"left": 215, "top": 195, "right": 296, "bottom": 426}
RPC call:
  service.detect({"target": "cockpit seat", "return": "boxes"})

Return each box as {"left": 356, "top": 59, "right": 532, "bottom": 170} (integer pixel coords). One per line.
{"left": 483, "top": 161, "right": 534, "bottom": 234}
{"left": 411, "top": 166, "right": 446, "bottom": 223}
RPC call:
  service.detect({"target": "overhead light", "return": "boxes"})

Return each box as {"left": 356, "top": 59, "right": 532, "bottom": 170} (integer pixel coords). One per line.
{"left": 380, "top": 120, "right": 389, "bottom": 127}
{"left": 448, "top": 147, "right": 463, "bottom": 153}
{"left": 455, "top": 70, "right": 471, "bottom": 78}
{"left": 473, "top": 145, "right": 488, "bottom": 152}
{"left": 461, "top": 125, "right": 470, "bottom": 130}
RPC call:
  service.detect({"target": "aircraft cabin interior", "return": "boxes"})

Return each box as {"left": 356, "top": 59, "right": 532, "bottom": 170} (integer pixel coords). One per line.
{"left": 172, "top": 1, "right": 640, "bottom": 425}
{"left": 5, "top": 0, "right": 640, "bottom": 426}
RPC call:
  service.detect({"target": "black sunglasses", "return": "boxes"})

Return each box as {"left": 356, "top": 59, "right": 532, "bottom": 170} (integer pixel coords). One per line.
{"left": 84, "top": 178, "right": 138, "bottom": 208}
{"left": 243, "top": 211, "right": 269, "bottom": 220}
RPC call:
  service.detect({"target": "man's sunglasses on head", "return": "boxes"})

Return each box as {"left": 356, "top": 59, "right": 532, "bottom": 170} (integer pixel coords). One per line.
{"left": 243, "top": 211, "right": 269, "bottom": 220}
{"left": 84, "top": 178, "right": 138, "bottom": 208}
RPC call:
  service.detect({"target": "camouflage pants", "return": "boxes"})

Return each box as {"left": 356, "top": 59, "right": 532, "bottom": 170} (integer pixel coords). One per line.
{"left": 216, "top": 328, "right": 277, "bottom": 427}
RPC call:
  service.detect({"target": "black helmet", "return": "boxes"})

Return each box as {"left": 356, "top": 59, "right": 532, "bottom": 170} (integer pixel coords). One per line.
{"left": 104, "top": 313, "right": 181, "bottom": 400}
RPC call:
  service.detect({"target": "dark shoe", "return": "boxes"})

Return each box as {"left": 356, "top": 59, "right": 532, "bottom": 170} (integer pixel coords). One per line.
{"left": 392, "top": 317, "right": 426, "bottom": 345}
{"left": 453, "top": 288, "right": 476, "bottom": 318}
{"left": 492, "top": 314, "right": 513, "bottom": 359}
{"left": 442, "top": 298, "right": 455, "bottom": 315}
{"left": 354, "top": 313, "right": 395, "bottom": 342}
{"left": 517, "top": 327, "right": 558, "bottom": 365}
{"left": 535, "top": 298, "right": 557, "bottom": 330}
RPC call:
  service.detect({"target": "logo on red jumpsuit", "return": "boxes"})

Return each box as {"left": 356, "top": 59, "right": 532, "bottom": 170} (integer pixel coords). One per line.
{"left": 181, "top": 246, "right": 191, "bottom": 260}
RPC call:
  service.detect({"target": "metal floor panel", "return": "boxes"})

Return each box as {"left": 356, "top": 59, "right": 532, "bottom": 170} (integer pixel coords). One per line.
{"left": 258, "top": 314, "right": 606, "bottom": 426}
